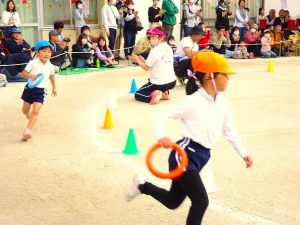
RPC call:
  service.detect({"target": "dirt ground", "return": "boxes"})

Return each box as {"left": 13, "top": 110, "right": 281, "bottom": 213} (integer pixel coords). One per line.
{"left": 0, "top": 57, "right": 299, "bottom": 225}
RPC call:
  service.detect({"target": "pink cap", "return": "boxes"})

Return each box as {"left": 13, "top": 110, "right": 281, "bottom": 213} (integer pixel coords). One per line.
{"left": 148, "top": 28, "right": 166, "bottom": 38}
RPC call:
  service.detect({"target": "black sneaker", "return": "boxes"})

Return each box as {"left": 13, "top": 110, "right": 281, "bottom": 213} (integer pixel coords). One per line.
{"left": 107, "top": 64, "right": 114, "bottom": 68}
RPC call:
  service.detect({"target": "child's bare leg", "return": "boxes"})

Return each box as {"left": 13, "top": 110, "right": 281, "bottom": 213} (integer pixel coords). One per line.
{"left": 27, "top": 102, "right": 43, "bottom": 130}
{"left": 22, "top": 101, "right": 31, "bottom": 120}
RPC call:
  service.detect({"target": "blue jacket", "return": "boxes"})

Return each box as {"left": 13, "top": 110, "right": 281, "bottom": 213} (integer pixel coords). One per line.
{"left": 5, "top": 39, "right": 31, "bottom": 54}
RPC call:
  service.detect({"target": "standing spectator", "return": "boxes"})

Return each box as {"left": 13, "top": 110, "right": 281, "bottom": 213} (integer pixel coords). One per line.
{"left": 115, "top": 1, "right": 126, "bottom": 60}
{"left": 103, "top": 0, "right": 121, "bottom": 54}
{"left": 270, "top": 23, "right": 288, "bottom": 56}
{"left": 195, "top": 0, "right": 202, "bottom": 25}
{"left": 215, "top": 0, "right": 232, "bottom": 31}
{"left": 257, "top": 7, "right": 265, "bottom": 26}
{"left": 261, "top": 29, "right": 276, "bottom": 58}
{"left": 74, "top": 1, "right": 87, "bottom": 37}
{"left": 234, "top": 0, "right": 249, "bottom": 40}
{"left": 183, "top": 0, "right": 202, "bottom": 37}
{"left": 5, "top": 27, "right": 31, "bottom": 55}
{"left": 211, "top": 26, "right": 232, "bottom": 57}
{"left": 266, "top": 9, "right": 276, "bottom": 30}
{"left": 162, "top": 0, "right": 179, "bottom": 38}
{"left": 1, "top": 0, "right": 21, "bottom": 38}
{"left": 148, "top": 0, "right": 164, "bottom": 29}
{"left": 198, "top": 22, "right": 211, "bottom": 50}
{"left": 244, "top": 23, "right": 261, "bottom": 57}
{"left": 123, "top": 0, "right": 138, "bottom": 59}
{"left": 228, "top": 26, "right": 241, "bottom": 52}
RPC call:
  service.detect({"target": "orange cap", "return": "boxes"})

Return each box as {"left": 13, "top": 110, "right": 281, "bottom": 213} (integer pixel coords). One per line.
{"left": 192, "top": 51, "right": 235, "bottom": 75}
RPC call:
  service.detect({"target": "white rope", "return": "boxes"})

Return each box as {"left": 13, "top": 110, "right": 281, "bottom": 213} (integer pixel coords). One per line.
{"left": 0, "top": 39, "right": 298, "bottom": 67}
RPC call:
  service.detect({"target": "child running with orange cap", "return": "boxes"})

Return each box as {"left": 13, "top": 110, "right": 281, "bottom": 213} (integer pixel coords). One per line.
{"left": 130, "top": 27, "right": 176, "bottom": 105}
{"left": 127, "top": 51, "right": 253, "bottom": 225}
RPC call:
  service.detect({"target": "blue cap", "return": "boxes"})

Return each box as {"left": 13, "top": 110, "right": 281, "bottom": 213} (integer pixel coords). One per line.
{"left": 34, "top": 40, "right": 52, "bottom": 51}
{"left": 10, "top": 27, "right": 21, "bottom": 33}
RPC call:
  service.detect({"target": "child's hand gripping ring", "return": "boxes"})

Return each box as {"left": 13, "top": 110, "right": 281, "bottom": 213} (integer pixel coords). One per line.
{"left": 28, "top": 73, "right": 45, "bottom": 89}
{"left": 146, "top": 143, "right": 188, "bottom": 179}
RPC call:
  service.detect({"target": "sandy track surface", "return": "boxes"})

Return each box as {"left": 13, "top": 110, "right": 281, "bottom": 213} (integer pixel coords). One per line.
{"left": 0, "top": 57, "right": 299, "bottom": 225}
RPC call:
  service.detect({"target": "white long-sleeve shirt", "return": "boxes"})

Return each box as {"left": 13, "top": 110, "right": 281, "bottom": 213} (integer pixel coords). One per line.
{"left": 102, "top": 4, "right": 120, "bottom": 32}
{"left": 2, "top": 11, "right": 21, "bottom": 26}
{"left": 155, "top": 88, "right": 249, "bottom": 158}
{"left": 74, "top": 9, "right": 87, "bottom": 28}
{"left": 184, "top": 3, "right": 198, "bottom": 28}
{"left": 234, "top": 8, "right": 249, "bottom": 28}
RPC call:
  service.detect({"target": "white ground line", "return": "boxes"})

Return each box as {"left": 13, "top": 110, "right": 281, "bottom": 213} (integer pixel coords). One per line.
{"left": 81, "top": 103, "right": 283, "bottom": 225}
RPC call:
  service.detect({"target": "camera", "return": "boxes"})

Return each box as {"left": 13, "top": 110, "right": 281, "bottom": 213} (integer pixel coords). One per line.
{"left": 63, "top": 37, "right": 71, "bottom": 42}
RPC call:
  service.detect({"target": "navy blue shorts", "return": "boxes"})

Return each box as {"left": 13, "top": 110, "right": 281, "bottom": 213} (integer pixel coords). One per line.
{"left": 169, "top": 138, "right": 211, "bottom": 173}
{"left": 21, "top": 85, "right": 47, "bottom": 104}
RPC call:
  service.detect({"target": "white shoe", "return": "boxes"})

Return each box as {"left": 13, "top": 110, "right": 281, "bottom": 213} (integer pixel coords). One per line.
{"left": 126, "top": 175, "right": 145, "bottom": 202}
{"left": 22, "top": 129, "right": 32, "bottom": 141}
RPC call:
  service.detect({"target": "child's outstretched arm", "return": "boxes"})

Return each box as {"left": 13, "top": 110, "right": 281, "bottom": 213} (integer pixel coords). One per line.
{"left": 222, "top": 104, "right": 253, "bottom": 168}
{"left": 21, "top": 70, "right": 38, "bottom": 80}
{"left": 49, "top": 74, "right": 57, "bottom": 96}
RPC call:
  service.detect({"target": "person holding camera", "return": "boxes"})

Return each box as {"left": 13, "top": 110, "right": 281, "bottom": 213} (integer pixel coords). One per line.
{"left": 53, "top": 22, "right": 71, "bottom": 50}
{"left": 5, "top": 27, "right": 31, "bottom": 55}
{"left": 74, "top": 1, "right": 87, "bottom": 37}
{"left": 49, "top": 30, "right": 65, "bottom": 69}
{"left": 148, "top": 0, "right": 165, "bottom": 29}
{"left": 2, "top": 0, "right": 21, "bottom": 38}
{"left": 183, "top": 0, "right": 202, "bottom": 37}
{"left": 215, "top": 0, "right": 232, "bottom": 31}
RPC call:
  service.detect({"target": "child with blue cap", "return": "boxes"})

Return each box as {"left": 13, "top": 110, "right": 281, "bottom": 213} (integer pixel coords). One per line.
{"left": 20, "top": 40, "right": 57, "bottom": 141}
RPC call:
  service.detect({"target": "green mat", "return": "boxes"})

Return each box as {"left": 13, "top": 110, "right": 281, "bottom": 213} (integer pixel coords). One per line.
{"left": 57, "top": 65, "right": 129, "bottom": 76}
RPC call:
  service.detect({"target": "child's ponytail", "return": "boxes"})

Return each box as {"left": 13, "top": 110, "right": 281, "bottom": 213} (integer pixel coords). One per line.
{"left": 185, "top": 72, "right": 205, "bottom": 95}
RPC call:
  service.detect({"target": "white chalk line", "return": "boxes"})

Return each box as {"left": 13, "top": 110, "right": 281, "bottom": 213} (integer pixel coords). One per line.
{"left": 80, "top": 100, "right": 283, "bottom": 225}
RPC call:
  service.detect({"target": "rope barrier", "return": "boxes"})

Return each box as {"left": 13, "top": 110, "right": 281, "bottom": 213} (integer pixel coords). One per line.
{"left": 0, "top": 39, "right": 298, "bottom": 67}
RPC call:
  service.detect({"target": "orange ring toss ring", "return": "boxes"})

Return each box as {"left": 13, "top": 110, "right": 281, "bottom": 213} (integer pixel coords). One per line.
{"left": 146, "top": 143, "right": 189, "bottom": 179}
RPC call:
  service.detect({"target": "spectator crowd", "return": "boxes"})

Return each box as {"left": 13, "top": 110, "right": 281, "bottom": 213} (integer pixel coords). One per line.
{"left": 0, "top": 0, "right": 299, "bottom": 83}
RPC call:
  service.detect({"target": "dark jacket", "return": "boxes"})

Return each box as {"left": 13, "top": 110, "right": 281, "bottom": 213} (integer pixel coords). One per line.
{"left": 123, "top": 12, "right": 137, "bottom": 32}
{"left": 50, "top": 42, "right": 65, "bottom": 67}
{"left": 148, "top": 7, "right": 162, "bottom": 23}
{"left": 215, "top": 6, "right": 232, "bottom": 31}
{"left": 5, "top": 39, "right": 31, "bottom": 54}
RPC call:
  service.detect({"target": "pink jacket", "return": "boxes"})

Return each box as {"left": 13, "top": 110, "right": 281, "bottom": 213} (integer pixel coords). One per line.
{"left": 261, "top": 36, "right": 273, "bottom": 52}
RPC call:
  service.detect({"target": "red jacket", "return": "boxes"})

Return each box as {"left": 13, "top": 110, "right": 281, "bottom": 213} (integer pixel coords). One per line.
{"left": 198, "top": 31, "right": 211, "bottom": 50}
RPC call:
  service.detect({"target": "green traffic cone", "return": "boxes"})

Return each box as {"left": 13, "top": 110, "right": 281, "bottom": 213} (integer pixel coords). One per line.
{"left": 122, "top": 128, "right": 139, "bottom": 155}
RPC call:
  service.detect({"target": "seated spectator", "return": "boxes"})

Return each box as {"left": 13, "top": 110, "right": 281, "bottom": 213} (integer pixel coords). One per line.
{"left": 274, "top": 9, "right": 287, "bottom": 29}
{"left": 198, "top": 22, "right": 211, "bottom": 50}
{"left": 266, "top": 9, "right": 276, "bottom": 30}
{"left": 95, "top": 36, "right": 116, "bottom": 68}
{"left": 72, "top": 34, "right": 95, "bottom": 68}
{"left": 261, "top": 29, "right": 276, "bottom": 58}
{"left": 5, "top": 27, "right": 31, "bottom": 54}
{"left": 48, "top": 30, "right": 66, "bottom": 68}
{"left": 175, "top": 25, "right": 203, "bottom": 59}
{"left": 233, "top": 40, "right": 252, "bottom": 59}
{"left": 228, "top": 26, "right": 241, "bottom": 52}
{"left": 54, "top": 21, "right": 71, "bottom": 50}
{"left": 167, "top": 35, "right": 177, "bottom": 53}
{"left": 132, "top": 29, "right": 151, "bottom": 59}
{"left": 211, "top": 26, "right": 232, "bottom": 58}
{"left": 81, "top": 25, "right": 99, "bottom": 44}
{"left": 244, "top": 23, "right": 261, "bottom": 57}
{"left": 2, "top": 52, "right": 31, "bottom": 82}
{"left": 270, "top": 23, "right": 288, "bottom": 56}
